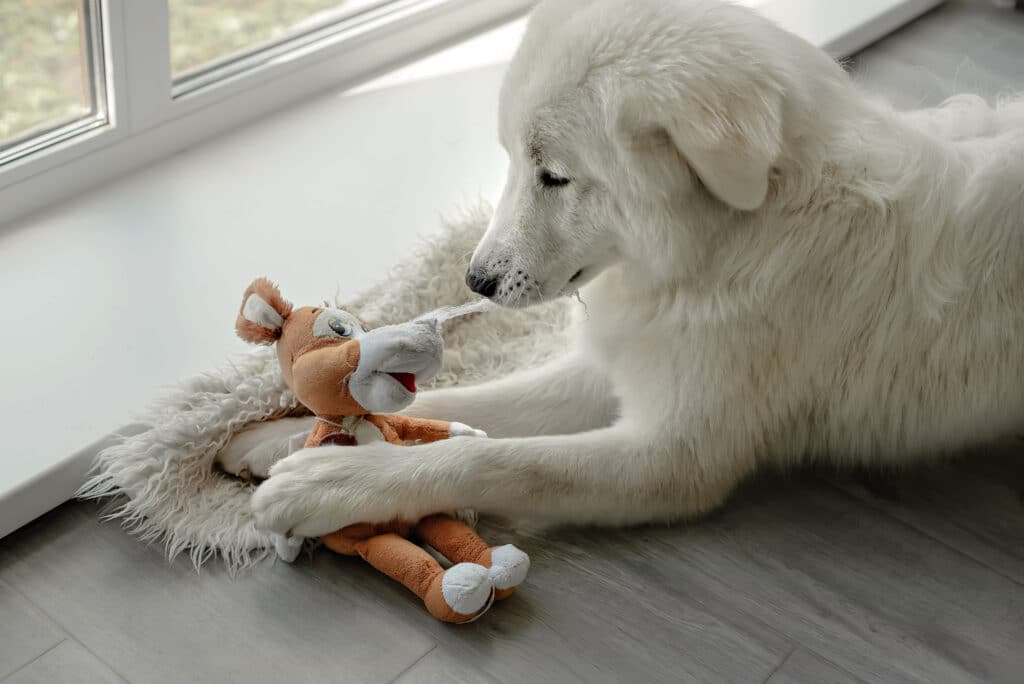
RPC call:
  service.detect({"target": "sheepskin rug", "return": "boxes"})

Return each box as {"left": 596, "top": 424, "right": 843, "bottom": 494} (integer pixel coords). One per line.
{"left": 77, "top": 206, "right": 572, "bottom": 572}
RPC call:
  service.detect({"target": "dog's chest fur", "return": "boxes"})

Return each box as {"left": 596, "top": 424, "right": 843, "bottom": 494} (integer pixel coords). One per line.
{"left": 579, "top": 269, "right": 775, "bottom": 431}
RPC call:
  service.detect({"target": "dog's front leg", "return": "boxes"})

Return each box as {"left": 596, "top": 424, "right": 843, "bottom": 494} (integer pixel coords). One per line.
{"left": 406, "top": 354, "right": 617, "bottom": 438}
{"left": 252, "top": 425, "right": 747, "bottom": 535}
{"left": 223, "top": 355, "right": 611, "bottom": 473}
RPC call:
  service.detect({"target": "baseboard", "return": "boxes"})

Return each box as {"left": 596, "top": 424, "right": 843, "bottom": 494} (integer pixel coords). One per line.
{"left": 759, "top": 0, "right": 946, "bottom": 58}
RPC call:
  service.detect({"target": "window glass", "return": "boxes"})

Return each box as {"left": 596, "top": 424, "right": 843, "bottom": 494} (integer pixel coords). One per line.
{"left": 0, "top": 0, "right": 101, "bottom": 151}
{"left": 169, "top": 0, "right": 388, "bottom": 79}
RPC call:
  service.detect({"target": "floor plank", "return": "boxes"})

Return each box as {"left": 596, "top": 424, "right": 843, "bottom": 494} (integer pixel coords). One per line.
{"left": 765, "top": 648, "right": 865, "bottom": 684}
{"left": 848, "top": 0, "right": 1024, "bottom": 107}
{"left": 652, "top": 473, "right": 1024, "bottom": 684}
{"left": 0, "top": 580, "right": 65, "bottom": 679}
{"left": 391, "top": 648, "right": 502, "bottom": 684}
{"left": 306, "top": 527, "right": 792, "bottom": 684}
{"left": 835, "top": 446, "right": 1024, "bottom": 584}
{"left": 0, "top": 502, "right": 434, "bottom": 684}
{"left": 3, "top": 640, "right": 124, "bottom": 684}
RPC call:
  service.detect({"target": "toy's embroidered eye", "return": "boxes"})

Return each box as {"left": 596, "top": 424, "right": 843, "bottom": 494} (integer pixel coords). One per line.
{"left": 328, "top": 319, "right": 352, "bottom": 337}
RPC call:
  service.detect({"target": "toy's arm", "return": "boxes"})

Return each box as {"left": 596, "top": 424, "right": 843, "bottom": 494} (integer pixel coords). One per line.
{"left": 304, "top": 420, "right": 335, "bottom": 448}
{"left": 370, "top": 415, "right": 486, "bottom": 444}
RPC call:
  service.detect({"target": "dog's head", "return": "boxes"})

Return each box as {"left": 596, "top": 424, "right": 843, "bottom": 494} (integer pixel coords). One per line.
{"left": 467, "top": 0, "right": 839, "bottom": 305}
{"left": 236, "top": 278, "right": 443, "bottom": 418}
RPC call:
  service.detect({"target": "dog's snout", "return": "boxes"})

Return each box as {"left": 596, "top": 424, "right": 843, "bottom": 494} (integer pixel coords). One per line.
{"left": 465, "top": 269, "right": 499, "bottom": 298}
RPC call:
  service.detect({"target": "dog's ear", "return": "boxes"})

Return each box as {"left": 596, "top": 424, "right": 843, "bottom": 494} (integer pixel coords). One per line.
{"left": 236, "top": 277, "right": 293, "bottom": 345}
{"left": 620, "top": 83, "right": 784, "bottom": 211}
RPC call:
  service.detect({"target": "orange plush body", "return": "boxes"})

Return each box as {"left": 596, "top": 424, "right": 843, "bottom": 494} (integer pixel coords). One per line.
{"left": 237, "top": 278, "right": 529, "bottom": 623}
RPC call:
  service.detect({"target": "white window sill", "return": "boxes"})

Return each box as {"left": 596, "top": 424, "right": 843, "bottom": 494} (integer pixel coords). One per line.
{"left": 0, "top": 0, "right": 942, "bottom": 539}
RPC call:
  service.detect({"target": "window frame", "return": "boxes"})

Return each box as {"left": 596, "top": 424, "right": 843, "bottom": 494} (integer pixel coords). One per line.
{"left": 0, "top": 0, "right": 535, "bottom": 227}
{"left": 0, "top": 0, "right": 109, "bottom": 165}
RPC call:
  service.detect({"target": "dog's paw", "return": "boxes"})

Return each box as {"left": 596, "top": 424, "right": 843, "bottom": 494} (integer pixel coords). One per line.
{"left": 448, "top": 422, "right": 488, "bottom": 439}
{"left": 252, "top": 442, "right": 420, "bottom": 537}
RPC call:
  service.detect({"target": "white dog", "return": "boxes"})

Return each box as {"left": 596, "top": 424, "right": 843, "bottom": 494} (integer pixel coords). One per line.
{"left": 233, "top": 0, "right": 1024, "bottom": 538}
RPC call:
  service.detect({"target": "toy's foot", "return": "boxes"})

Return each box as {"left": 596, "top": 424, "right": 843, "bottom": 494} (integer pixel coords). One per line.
{"left": 274, "top": 533, "right": 304, "bottom": 563}
{"left": 487, "top": 544, "right": 530, "bottom": 600}
{"left": 426, "top": 562, "right": 494, "bottom": 623}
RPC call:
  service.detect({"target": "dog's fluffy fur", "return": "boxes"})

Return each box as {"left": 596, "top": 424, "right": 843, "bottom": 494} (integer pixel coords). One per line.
{"left": 241, "top": 0, "right": 1024, "bottom": 536}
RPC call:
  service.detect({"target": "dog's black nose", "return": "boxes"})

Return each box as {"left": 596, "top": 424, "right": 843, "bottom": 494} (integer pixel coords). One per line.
{"left": 465, "top": 269, "right": 499, "bottom": 298}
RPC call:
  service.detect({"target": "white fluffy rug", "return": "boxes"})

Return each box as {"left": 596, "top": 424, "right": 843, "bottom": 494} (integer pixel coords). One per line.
{"left": 77, "top": 206, "right": 572, "bottom": 572}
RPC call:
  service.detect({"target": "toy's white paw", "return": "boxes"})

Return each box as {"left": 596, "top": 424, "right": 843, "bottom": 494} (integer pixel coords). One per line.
{"left": 488, "top": 544, "right": 530, "bottom": 589}
{"left": 442, "top": 563, "right": 493, "bottom": 615}
{"left": 448, "top": 422, "right": 488, "bottom": 439}
{"left": 251, "top": 442, "right": 420, "bottom": 537}
{"left": 218, "top": 416, "right": 314, "bottom": 479}
{"left": 273, "top": 533, "right": 304, "bottom": 563}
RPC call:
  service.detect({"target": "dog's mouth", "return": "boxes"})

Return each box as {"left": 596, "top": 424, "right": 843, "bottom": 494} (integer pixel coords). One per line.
{"left": 562, "top": 259, "right": 613, "bottom": 293}
{"left": 387, "top": 372, "right": 417, "bottom": 393}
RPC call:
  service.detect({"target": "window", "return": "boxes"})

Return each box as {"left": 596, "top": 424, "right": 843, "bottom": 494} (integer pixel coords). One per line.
{"left": 0, "top": 0, "right": 106, "bottom": 164}
{"left": 168, "top": 0, "right": 399, "bottom": 95}
{"left": 169, "top": 0, "right": 385, "bottom": 80}
{"left": 0, "top": 0, "right": 535, "bottom": 226}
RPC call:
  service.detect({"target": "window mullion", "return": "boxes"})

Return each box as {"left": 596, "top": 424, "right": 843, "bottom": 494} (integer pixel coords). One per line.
{"left": 99, "top": 0, "right": 129, "bottom": 131}
{"left": 118, "top": 0, "right": 174, "bottom": 131}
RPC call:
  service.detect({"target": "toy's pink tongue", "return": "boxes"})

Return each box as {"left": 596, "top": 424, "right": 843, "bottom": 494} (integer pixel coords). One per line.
{"left": 388, "top": 372, "right": 417, "bottom": 393}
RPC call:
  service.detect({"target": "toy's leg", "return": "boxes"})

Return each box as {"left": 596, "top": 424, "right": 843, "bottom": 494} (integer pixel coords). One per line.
{"left": 274, "top": 533, "right": 304, "bottom": 563}
{"left": 415, "top": 515, "right": 530, "bottom": 600}
{"left": 352, "top": 533, "right": 494, "bottom": 623}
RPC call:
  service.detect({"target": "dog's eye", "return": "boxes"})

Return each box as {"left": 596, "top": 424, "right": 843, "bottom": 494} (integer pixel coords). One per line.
{"left": 539, "top": 169, "right": 570, "bottom": 188}
{"left": 328, "top": 319, "right": 352, "bottom": 337}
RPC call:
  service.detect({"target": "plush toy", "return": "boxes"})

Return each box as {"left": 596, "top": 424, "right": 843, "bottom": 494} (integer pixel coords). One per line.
{"left": 236, "top": 278, "right": 529, "bottom": 623}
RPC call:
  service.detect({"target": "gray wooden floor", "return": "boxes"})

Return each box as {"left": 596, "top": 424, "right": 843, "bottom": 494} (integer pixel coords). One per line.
{"left": 3, "top": 2, "right": 1024, "bottom": 682}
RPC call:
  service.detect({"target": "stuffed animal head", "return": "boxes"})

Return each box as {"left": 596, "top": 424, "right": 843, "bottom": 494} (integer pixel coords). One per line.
{"left": 236, "top": 278, "right": 443, "bottom": 418}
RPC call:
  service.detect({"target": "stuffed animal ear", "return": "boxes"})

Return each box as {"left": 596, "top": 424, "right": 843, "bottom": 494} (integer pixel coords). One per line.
{"left": 236, "top": 277, "right": 293, "bottom": 345}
